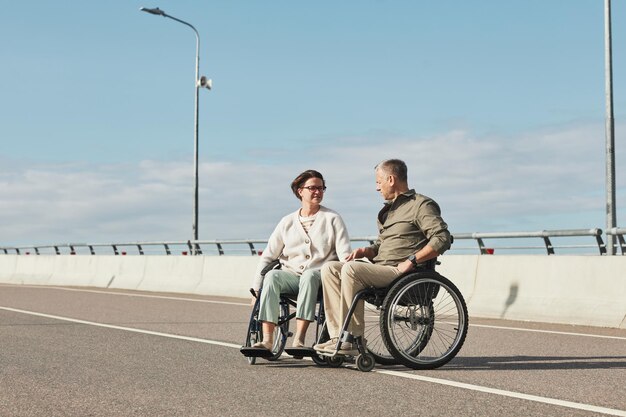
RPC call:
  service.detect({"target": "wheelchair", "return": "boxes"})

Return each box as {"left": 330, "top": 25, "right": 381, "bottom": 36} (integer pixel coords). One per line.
{"left": 317, "top": 260, "right": 469, "bottom": 372}
{"left": 240, "top": 261, "right": 393, "bottom": 365}
{"left": 240, "top": 260, "right": 329, "bottom": 365}
{"left": 240, "top": 286, "right": 328, "bottom": 365}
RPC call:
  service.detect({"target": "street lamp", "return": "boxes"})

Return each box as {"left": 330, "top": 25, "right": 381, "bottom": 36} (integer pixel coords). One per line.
{"left": 140, "top": 7, "right": 212, "bottom": 253}
{"left": 604, "top": 0, "right": 617, "bottom": 255}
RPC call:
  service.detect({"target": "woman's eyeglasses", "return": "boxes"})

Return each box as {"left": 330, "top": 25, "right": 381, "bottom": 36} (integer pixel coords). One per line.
{"left": 301, "top": 186, "right": 327, "bottom": 192}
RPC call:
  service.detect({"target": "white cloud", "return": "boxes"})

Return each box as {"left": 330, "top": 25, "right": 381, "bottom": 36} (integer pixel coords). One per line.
{"left": 1, "top": 122, "right": 624, "bottom": 247}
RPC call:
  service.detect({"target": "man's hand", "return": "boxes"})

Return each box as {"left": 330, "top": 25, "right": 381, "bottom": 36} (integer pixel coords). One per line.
{"left": 397, "top": 246, "right": 439, "bottom": 274}
{"left": 346, "top": 247, "right": 375, "bottom": 261}
{"left": 397, "top": 259, "right": 414, "bottom": 274}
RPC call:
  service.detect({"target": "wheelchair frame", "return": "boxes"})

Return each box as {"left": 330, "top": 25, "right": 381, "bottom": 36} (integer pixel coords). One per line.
{"left": 317, "top": 261, "right": 469, "bottom": 372}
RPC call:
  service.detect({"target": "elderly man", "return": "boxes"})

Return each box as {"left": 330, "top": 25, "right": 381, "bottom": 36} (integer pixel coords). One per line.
{"left": 314, "top": 159, "right": 451, "bottom": 355}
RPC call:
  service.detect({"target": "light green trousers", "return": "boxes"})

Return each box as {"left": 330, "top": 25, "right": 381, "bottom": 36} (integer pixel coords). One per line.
{"left": 258, "top": 269, "right": 321, "bottom": 324}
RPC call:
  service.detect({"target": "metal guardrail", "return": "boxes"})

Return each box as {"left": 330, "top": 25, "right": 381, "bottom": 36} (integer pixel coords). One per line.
{"left": 452, "top": 228, "right": 608, "bottom": 255}
{"left": 0, "top": 240, "right": 268, "bottom": 256}
{"left": 1, "top": 227, "right": 624, "bottom": 256}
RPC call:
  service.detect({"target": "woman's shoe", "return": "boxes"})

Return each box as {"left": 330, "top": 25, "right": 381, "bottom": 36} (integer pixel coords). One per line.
{"left": 252, "top": 341, "right": 273, "bottom": 350}
{"left": 291, "top": 340, "right": 306, "bottom": 348}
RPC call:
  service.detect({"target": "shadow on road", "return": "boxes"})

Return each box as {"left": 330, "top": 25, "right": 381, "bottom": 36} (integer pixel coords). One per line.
{"left": 432, "top": 355, "right": 626, "bottom": 371}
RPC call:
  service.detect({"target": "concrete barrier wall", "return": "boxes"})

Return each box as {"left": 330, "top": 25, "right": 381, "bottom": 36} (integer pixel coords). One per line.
{"left": 0, "top": 254, "right": 624, "bottom": 329}
{"left": 437, "top": 255, "right": 626, "bottom": 328}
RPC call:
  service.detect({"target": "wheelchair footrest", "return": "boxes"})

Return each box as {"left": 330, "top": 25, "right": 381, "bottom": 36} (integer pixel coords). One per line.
{"left": 284, "top": 347, "right": 318, "bottom": 358}
{"left": 240, "top": 346, "right": 275, "bottom": 358}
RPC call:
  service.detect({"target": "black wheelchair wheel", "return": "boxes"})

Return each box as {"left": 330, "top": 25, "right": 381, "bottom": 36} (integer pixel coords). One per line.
{"left": 311, "top": 323, "right": 330, "bottom": 366}
{"left": 356, "top": 353, "right": 376, "bottom": 372}
{"left": 312, "top": 354, "right": 329, "bottom": 366}
{"left": 380, "top": 271, "right": 468, "bottom": 370}
{"left": 265, "top": 299, "right": 290, "bottom": 361}
{"left": 244, "top": 297, "right": 262, "bottom": 365}
{"left": 243, "top": 294, "right": 289, "bottom": 363}
{"left": 363, "top": 300, "right": 398, "bottom": 365}
{"left": 326, "top": 356, "right": 344, "bottom": 368}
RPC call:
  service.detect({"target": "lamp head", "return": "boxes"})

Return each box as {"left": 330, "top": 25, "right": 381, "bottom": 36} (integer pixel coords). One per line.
{"left": 140, "top": 7, "right": 166, "bottom": 16}
{"left": 198, "top": 76, "right": 212, "bottom": 90}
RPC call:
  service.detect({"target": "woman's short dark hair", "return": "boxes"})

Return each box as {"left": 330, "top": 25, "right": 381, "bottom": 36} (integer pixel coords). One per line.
{"left": 291, "top": 170, "right": 325, "bottom": 200}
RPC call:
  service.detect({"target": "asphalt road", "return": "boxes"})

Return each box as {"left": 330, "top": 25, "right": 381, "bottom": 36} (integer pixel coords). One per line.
{"left": 1, "top": 283, "right": 625, "bottom": 417}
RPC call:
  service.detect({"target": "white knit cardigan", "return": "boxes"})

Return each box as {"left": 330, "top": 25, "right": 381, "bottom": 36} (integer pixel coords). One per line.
{"left": 251, "top": 206, "right": 351, "bottom": 291}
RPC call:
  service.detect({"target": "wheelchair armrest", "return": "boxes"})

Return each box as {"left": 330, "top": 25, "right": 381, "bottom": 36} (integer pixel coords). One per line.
{"left": 260, "top": 259, "right": 281, "bottom": 276}
{"left": 420, "top": 258, "right": 438, "bottom": 270}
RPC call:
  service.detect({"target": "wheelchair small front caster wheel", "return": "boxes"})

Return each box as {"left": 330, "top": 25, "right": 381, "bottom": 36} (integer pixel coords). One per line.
{"left": 356, "top": 353, "right": 375, "bottom": 372}
{"left": 312, "top": 354, "right": 328, "bottom": 366}
{"left": 326, "top": 356, "right": 344, "bottom": 368}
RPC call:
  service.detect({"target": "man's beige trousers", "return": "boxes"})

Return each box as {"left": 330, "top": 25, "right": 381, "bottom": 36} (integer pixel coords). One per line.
{"left": 321, "top": 260, "right": 402, "bottom": 338}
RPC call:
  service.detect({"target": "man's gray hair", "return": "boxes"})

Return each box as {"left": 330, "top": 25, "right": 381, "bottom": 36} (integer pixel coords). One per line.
{"left": 375, "top": 159, "right": 408, "bottom": 183}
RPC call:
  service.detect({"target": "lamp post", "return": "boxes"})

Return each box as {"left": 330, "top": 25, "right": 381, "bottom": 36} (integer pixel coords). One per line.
{"left": 604, "top": 0, "right": 616, "bottom": 255}
{"left": 140, "top": 7, "right": 211, "bottom": 253}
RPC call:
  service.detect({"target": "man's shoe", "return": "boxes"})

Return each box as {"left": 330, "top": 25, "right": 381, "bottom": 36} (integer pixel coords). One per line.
{"left": 313, "top": 338, "right": 338, "bottom": 352}
{"left": 333, "top": 342, "right": 359, "bottom": 356}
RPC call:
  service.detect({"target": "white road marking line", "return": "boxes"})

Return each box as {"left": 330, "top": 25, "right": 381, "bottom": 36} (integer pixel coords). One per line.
{"left": 374, "top": 369, "right": 626, "bottom": 417}
{"left": 3, "top": 305, "right": 626, "bottom": 416}
{"left": 0, "top": 283, "right": 250, "bottom": 307}
{"left": 0, "top": 306, "right": 241, "bottom": 349}
{"left": 472, "top": 323, "right": 626, "bottom": 341}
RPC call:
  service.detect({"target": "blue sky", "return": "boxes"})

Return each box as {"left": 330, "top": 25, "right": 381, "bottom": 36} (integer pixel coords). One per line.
{"left": 1, "top": 0, "right": 624, "bottom": 246}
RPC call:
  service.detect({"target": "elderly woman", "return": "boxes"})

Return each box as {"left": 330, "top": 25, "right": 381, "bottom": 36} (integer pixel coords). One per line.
{"left": 251, "top": 169, "right": 351, "bottom": 351}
